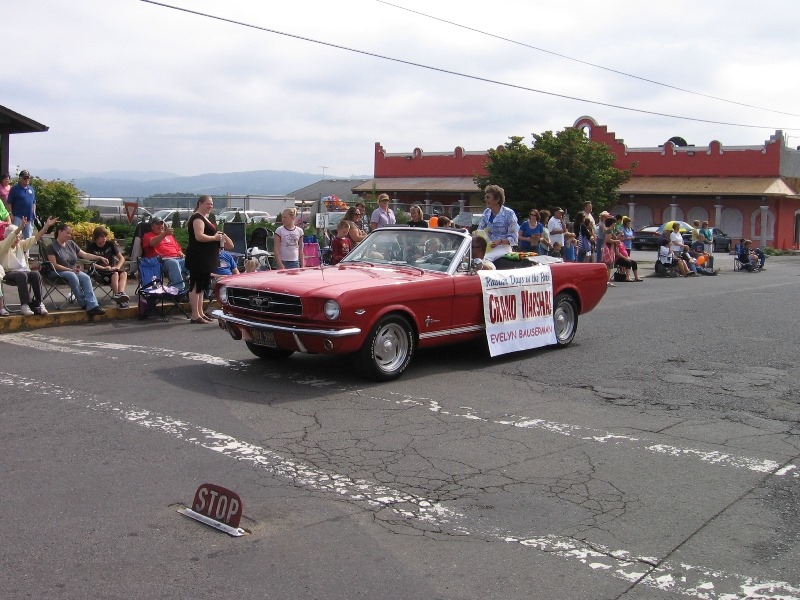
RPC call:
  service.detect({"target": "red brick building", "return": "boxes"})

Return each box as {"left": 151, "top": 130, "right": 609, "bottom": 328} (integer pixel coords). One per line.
{"left": 352, "top": 143, "right": 487, "bottom": 217}
{"left": 575, "top": 116, "right": 800, "bottom": 250}
{"left": 355, "top": 117, "right": 800, "bottom": 249}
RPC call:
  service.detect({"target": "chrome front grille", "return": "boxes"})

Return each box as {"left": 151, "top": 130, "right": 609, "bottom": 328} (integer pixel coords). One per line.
{"left": 227, "top": 287, "right": 303, "bottom": 316}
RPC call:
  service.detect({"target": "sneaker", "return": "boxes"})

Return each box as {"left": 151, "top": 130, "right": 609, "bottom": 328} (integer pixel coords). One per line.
{"left": 117, "top": 291, "right": 130, "bottom": 302}
{"left": 20, "top": 305, "right": 35, "bottom": 316}
{"left": 0, "top": 307, "right": 10, "bottom": 317}
{"left": 87, "top": 306, "right": 106, "bottom": 316}
{"left": 33, "top": 305, "right": 48, "bottom": 315}
{"left": 118, "top": 302, "right": 129, "bottom": 309}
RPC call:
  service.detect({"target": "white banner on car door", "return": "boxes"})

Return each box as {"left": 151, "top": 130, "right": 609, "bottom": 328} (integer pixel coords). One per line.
{"left": 479, "top": 265, "right": 557, "bottom": 357}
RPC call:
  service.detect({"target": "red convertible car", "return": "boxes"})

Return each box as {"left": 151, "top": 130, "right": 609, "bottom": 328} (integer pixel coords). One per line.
{"left": 212, "top": 228, "right": 608, "bottom": 381}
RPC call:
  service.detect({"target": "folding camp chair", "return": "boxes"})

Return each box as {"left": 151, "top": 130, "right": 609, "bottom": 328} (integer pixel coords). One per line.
{"left": 137, "top": 256, "right": 188, "bottom": 321}
{"left": 223, "top": 221, "right": 247, "bottom": 269}
{"left": 1, "top": 273, "right": 26, "bottom": 314}
{"left": 37, "top": 240, "right": 75, "bottom": 310}
{"left": 85, "top": 264, "right": 115, "bottom": 304}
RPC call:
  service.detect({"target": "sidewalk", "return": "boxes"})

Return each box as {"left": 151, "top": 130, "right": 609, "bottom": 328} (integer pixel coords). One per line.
{"left": 0, "top": 276, "right": 199, "bottom": 334}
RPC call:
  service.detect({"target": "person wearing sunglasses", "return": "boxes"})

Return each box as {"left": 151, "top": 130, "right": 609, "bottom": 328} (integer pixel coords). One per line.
{"left": 8, "top": 170, "right": 36, "bottom": 240}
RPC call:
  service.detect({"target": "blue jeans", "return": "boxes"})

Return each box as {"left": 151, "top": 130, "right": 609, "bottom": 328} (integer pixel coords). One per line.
{"left": 12, "top": 216, "right": 33, "bottom": 239}
{"left": 162, "top": 258, "right": 188, "bottom": 292}
{"left": 58, "top": 270, "right": 99, "bottom": 310}
{"left": 282, "top": 260, "right": 300, "bottom": 269}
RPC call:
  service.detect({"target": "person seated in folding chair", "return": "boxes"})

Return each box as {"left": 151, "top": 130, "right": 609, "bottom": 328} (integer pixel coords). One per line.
{"left": 141, "top": 217, "right": 188, "bottom": 293}
{"left": 45, "top": 223, "right": 108, "bottom": 316}
{"left": 737, "top": 239, "right": 763, "bottom": 272}
{"left": 86, "top": 225, "right": 130, "bottom": 309}
{"left": 214, "top": 249, "right": 240, "bottom": 279}
{"left": 0, "top": 217, "right": 58, "bottom": 316}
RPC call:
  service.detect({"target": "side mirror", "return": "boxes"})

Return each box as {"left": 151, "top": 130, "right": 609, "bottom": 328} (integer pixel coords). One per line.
{"left": 470, "top": 257, "right": 484, "bottom": 273}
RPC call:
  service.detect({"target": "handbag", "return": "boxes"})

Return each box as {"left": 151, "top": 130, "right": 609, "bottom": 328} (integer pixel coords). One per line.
{"left": 601, "top": 244, "right": 615, "bottom": 266}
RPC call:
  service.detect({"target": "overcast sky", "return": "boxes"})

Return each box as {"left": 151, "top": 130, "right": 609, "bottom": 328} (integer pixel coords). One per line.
{"left": 7, "top": 0, "right": 800, "bottom": 178}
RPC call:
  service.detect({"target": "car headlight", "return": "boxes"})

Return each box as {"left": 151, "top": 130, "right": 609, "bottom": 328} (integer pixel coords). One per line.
{"left": 323, "top": 299, "right": 340, "bottom": 320}
{"left": 218, "top": 285, "right": 228, "bottom": 304}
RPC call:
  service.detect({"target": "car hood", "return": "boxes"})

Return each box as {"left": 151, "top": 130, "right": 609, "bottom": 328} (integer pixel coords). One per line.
{"left": 219, "top": 264, "right": 431, "bottom": 298}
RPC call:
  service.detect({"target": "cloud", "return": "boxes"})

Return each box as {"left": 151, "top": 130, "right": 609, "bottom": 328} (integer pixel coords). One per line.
{"left": 7, "top": 0, "right": 800, "bottom": 177}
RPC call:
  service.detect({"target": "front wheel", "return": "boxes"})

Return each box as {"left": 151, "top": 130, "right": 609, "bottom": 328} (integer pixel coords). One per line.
{"left": 245, "top": 341, "right": 294, "bottom": 360}
{"left": 552, "top": 293, "right": 578, "bottom": 347}
{"left": 356, "top": 315, "right": 415, "bottom": 381}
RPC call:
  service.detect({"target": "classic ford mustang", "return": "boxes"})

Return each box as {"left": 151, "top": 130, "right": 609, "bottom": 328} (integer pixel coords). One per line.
{"left": 212, "top": 227, "right": 608, "bottom": 381}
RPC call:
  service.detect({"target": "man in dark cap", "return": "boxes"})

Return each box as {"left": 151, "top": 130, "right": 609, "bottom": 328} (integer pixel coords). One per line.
{"left": 8, "top": 170, "right": 36, "bottom": 240}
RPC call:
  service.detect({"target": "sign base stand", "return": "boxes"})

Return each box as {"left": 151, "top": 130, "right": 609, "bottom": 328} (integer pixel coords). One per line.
{"left": 178, "top": 507, "right": 246, "bottom": 537}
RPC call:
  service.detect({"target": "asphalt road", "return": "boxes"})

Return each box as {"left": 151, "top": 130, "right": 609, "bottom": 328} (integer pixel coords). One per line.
{"left": 1, "top": 255, "right": 798, "bottom": 600}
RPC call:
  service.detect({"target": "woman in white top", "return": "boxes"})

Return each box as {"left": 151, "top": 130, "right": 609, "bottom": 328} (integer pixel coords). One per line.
{"left": 369, "top": 194, "right": 396, "bottom": 230}
{"left": 669, "top": 222, "right": 685, "bottom": 253}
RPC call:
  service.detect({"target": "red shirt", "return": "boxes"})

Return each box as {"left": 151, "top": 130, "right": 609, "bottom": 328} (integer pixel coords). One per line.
{"left": 331, "top": 236, "right": 352, "bottom": 264}
{"left": 142, "top": 231, "right": 183, "bottom": 259}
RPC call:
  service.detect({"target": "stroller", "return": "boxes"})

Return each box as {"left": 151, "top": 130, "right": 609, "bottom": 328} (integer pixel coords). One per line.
{"left": 244, "top": 227, "right": 274, "bottom": 271}
{"left": 654, "top": 246, "right": 679, "bottom": 277}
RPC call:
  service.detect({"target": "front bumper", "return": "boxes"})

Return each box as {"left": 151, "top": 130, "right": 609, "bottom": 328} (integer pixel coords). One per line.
{"left": 211, "top": 309, "right": 362, "bottom": 354}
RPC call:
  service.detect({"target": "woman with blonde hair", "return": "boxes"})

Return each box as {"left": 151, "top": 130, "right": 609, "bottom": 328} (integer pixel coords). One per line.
{"left": 407, "top": 205, "right": 428, "bottom": 228}
{"left": 369, "top": 194, "right": 396, "bottom": 230}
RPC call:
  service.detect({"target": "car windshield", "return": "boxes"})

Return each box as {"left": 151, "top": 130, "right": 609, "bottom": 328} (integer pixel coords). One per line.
{"left": 341, "top": 228, "right": 470, "bottom": 273}
{"left": 657, "top": 221, "right": 695, "bottom": 233}
{"left": 152, "top": 209, "right": 174, "bottom": 221}
{"left": 218, "top": 211, "right": 245, "bottom": 222}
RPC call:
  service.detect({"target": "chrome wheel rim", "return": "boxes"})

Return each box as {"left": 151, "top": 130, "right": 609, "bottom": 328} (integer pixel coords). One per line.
{"left": 373, "top": 322, "right": 409, "bottom": 373}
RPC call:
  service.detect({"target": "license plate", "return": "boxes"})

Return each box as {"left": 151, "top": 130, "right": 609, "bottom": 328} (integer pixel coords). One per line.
{"left": 251, "top": 329, "right": 276, "bottom": 348}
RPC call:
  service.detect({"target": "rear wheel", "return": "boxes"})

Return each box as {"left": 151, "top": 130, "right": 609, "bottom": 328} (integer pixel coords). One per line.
{"left": 552, "top": 293, "right": 578, "bottom": 347}
{"left": 245, "top": 341, "right": 294, "bottom": 360}
{"left": 357, "top": 314, "right": 415, "bottom": 381}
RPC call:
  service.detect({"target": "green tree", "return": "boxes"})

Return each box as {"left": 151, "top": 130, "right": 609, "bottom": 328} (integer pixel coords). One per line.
{"left": 475, "top": 129, "right": 634, "bottom": 219}
{"left": 28, "top": 177, "right": 93, "bottom": 224}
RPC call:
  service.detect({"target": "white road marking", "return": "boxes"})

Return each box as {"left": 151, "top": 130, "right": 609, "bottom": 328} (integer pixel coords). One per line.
{"left": 4, "top": 332, "right": 798, "bottom": 480}
{"left": 1, "top": 370, "right": 797, "bottom": 599}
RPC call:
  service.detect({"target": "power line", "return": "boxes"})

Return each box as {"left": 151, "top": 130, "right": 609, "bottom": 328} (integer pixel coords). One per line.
{"left": 140, "top": 0, "right": 800, "bottom": 132}
{"left": 376, "top": 0, "right": 800, "bottom": 120}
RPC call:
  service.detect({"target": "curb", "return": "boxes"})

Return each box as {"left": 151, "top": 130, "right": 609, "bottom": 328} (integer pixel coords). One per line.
{"left": 0, "top": 300, "right": 218, "bottom": 334}
{"left": 0, "top": 304, "right": 143, "bottom": 334}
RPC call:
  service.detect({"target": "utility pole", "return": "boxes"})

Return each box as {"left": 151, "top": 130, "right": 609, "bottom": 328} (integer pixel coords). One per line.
{"left": 319, "top": 166, "right": 328, "bottom": 180}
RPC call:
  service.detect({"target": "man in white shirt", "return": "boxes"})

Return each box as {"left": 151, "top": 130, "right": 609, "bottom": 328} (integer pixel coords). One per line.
{"left": 547, "top": 207, "right": 566, "bottom": 247}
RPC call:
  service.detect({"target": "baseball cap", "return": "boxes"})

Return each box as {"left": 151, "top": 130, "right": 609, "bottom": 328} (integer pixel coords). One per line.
{"left": 19, "top": 170, "right": 30, "bottom": 178}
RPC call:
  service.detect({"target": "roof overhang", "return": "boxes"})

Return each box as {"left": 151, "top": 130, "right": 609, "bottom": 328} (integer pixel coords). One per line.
{"left": 0, "top": 105, "right": 49, "bottom": 133}
{"left": 619, "top": 177, "right": 798, "bottom": 197}
{"left": 352, "top": 177, "right": 479, "bottom": 194}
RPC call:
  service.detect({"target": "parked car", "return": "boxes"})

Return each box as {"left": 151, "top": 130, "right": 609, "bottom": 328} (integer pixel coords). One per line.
{"left": 217, "top": 210, "right": 273, "bottom": 224}
{"left": 710, "top": 228, "right": 732, "bottom": 252}
{"left": 323, "top": 211, "right": 348, "bottom": 239}
{"left": 632, "top": 224, "right": 663, "bottom": 250}
{"left": 211, "top": 227, "right": 608, "bottom": 381}
{"left": 152, "top": 208, "right": 193, "bottom": 227}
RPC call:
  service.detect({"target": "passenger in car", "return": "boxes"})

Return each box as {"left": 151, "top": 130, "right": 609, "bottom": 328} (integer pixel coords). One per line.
{"left": 470, "top": 235, "right": 496, "bottom": 271}
{"left": 478, "top": 184, "right": 518, "bottom": 261}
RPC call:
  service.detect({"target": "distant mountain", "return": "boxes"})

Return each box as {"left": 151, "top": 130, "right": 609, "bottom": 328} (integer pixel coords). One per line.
{"left": 31, "top": 169, "right": 370, "bottom": 198}
{"left": 35, "top": 168, "right": 179, "bottom": 182}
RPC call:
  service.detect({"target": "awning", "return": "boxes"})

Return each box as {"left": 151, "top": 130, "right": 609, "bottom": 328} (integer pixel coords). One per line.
{"left": 619, "top": 177, "right": 799, "bottom": 197}
{"left": 352, "top": 177, "right": 479, "bottom": 194}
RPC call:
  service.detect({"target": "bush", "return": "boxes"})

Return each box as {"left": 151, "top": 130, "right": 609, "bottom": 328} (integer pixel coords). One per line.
{"left": 69, "top": 222, "right": 106, "bottom": 249}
